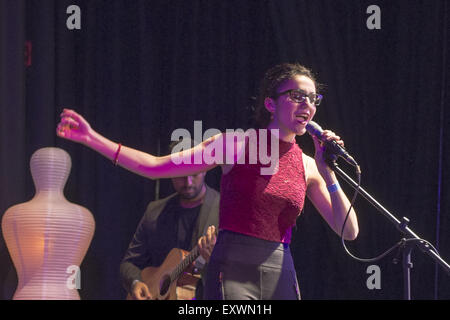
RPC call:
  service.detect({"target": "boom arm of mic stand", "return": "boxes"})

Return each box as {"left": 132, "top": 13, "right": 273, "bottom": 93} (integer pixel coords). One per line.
{"left": 328, "top": 161, "right": 450, "bottom": 275}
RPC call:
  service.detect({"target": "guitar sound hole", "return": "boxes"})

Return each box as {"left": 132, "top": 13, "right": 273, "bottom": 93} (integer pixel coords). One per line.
{"left": 160, "top": 275, "right": 171, "bottom": 296}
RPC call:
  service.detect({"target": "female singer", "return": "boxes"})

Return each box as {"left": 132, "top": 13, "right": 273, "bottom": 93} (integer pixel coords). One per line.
{"left": 57, "top": 63, "right": 358, "bottom": 299}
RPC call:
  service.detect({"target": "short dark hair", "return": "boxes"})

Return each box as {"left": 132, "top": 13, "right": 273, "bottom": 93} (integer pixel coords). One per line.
{"left": 254, "top": 63, "right": 319, "bottom": 128}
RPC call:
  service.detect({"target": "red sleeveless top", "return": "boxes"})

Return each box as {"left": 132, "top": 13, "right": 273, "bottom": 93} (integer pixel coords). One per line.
{"left": 219, "top": 130, "right": 307, "bottom": 243}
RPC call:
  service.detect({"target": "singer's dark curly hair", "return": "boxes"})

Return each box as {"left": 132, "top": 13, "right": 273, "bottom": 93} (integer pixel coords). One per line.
{"left": 254, "top": 63, "right": 320, "bottom": 128}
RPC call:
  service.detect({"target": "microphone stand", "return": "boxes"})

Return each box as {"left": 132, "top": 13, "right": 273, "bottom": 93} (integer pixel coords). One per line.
{"left": 326, "top": 157, "right": 450, "bottom": 300}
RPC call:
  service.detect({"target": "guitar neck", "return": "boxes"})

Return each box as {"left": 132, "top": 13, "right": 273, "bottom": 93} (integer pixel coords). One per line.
{"left": 170, "top": 246, "right": 200, "bottom": 282}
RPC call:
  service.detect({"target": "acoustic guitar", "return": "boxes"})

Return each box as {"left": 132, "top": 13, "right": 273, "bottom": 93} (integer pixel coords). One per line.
{"left": 126, "top": 246, "right": 201, "bottom": 300}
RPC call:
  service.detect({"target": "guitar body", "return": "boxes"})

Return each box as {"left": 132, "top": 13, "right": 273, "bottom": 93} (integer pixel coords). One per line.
{"left": 126, "top": 248, "right": 200, "bottom": 300}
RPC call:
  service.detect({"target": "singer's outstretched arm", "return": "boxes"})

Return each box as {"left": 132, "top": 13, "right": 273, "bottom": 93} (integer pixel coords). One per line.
{"left": 56, "top": 109, "right": 223, "bottom": 179}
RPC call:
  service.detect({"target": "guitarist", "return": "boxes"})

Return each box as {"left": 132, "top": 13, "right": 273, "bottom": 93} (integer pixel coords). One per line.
{"left": 119, "top": 140, "right": 220, "bottom": 300}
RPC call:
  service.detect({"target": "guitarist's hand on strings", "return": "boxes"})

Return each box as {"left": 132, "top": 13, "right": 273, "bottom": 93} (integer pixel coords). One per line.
{"left": 198, "top": 226, "right": 217, "bottom": 263}
{"left": 131, "top": 281, "right": 152, "bottom": 300}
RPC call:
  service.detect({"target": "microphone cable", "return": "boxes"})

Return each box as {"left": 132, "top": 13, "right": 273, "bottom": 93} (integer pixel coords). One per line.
{"left": 338, "top": 164, "right": 441, "bottom": 264}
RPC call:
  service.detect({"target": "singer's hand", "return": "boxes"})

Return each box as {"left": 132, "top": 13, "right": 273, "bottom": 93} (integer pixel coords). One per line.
{"left": 312, "top": 130, "right": 344, "bottom": 178}
{"left": 56, "top": 109, "right": 93, "bottom": 145}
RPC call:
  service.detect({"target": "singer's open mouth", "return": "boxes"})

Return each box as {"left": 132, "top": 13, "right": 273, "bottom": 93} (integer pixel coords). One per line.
{"left": 295, "top": 113, "right": 309, "bottom": 122}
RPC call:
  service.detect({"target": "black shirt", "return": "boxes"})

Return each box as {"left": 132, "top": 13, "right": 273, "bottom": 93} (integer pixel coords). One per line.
{"left": 166, "top": 196, "right": 202, "bottom": 252}
{"left": 123, "top": 196, "right": 201, "bottom": 273}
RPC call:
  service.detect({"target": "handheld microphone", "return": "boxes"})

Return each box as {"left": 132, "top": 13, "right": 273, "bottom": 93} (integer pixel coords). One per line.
{"left": 306, "top": 121, "right": 358, "bottom": 167}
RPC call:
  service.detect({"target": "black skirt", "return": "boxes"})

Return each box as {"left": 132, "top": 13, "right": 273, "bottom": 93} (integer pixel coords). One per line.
{"left": 203, "top": 230, "right": 301, "bottom": 300}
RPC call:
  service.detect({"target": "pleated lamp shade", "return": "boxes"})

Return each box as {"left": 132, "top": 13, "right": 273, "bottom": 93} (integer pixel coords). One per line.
{"left": 1, "top": 147, "right": 95, "bottom": 300}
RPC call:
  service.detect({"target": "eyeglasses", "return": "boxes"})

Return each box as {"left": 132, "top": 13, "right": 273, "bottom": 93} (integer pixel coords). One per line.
{"left": 274, "top": 89, "right": 323, "bottom": 106}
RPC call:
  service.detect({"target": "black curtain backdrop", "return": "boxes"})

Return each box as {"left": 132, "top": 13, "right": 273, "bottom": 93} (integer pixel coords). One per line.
{"left": 1, "top": 0, "right": 449, "bottom": 300}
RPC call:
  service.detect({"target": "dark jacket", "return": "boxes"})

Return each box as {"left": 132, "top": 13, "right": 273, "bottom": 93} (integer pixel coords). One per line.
{"left": 119, "top": 185, "right": 220, "bottom": 295}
